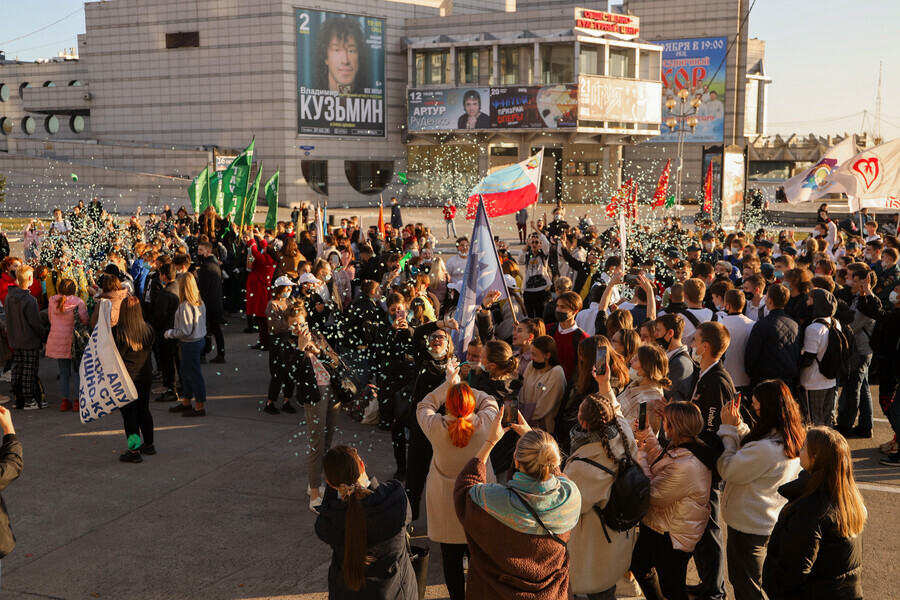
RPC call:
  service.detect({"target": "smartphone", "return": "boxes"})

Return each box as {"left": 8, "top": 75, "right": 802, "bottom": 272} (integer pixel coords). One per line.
{"left": 502, "top": 396, "right": 519, "bottom": 428}
{"left": 595, "top": 346, "right": 608, "bottom": 376}
{"left": 624, "top": 274, "right": 639, "bottom": 286}
{"left": 734, "top": 392, "right": 743, "bottom": 407}
{"left": 638, "top": 402, "right": 647, "bottom": 431}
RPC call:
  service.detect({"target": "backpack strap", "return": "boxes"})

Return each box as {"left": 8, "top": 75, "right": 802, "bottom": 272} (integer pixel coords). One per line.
{"left": 507, "top": 487, "right": 566, "bottom": 546}
{"left": 569, "top": 456, "right": 616, "bottom": 477}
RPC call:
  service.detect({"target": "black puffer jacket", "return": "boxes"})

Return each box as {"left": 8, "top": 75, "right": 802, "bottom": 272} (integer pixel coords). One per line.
{"left": 763, "top": 474, "right": 863, "bottom": 600}
{"left": 315, "top": 479, "right": 417, "bottom": 600}
{"left": 744, "top": 308, "right": 800, "bottom": 388}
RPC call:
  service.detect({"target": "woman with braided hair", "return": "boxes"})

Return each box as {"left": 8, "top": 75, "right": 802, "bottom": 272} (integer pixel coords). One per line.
{"left": 564, "top": 384, "right": 639, "bottom": 599}
{"left": 315, "top": 445, "right": 417, "bottom": 599}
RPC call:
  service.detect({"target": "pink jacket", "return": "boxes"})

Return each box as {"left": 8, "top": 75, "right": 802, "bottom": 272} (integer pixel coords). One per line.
{"left": 46, "top": 295, "right": 89, "bottom": 359}
{"left": 635, "top": 429, "right": 713, "bottom": 552}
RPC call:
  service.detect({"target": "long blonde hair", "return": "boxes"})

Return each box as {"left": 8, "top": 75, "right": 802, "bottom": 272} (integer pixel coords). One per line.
{"left": 803, "top": 427, "right": 867, "bottom": 538}
{"left": 177, "top": 272, "right": 202, "bottom": 307}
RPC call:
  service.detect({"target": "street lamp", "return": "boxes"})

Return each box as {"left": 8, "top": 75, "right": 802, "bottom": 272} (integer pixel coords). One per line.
{"left": 665, "top": 88, "right": 703, "bottom": 205}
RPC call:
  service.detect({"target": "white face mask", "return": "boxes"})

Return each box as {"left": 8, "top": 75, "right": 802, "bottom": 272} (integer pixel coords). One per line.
{"left": 628, "top": 367, "right": 643, "bottom": 384}
{"left": 891, "top": 291, "right": 900, "bottom": 306}
{"left": 428, "top": 348, "right": 446, "bottom": 359}
{"left": 704, "top": 242, "right": 714, "bottom": 251}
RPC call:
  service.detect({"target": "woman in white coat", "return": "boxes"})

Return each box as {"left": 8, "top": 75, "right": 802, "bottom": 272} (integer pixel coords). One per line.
{"left": 564, "top": 388, "right": 639, "bottom": 600}
{"left": 617, "top": 344, "right": 671, "bottom": 434}
{"left": 417, "top": 374, "right": 499, "bottom": 600}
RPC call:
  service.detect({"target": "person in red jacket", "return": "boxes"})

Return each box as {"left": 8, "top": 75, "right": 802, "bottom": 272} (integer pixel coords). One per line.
{"left": 243, "top": 229, "right": 277, "bottom": 350}
{"left": 443, "top": 201, "right": 457, "bottom": 239}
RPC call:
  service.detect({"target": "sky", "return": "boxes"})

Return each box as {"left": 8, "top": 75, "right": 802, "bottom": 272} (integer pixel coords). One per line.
{"left": 1, "top": 0, "right": 898, "bottom": 140}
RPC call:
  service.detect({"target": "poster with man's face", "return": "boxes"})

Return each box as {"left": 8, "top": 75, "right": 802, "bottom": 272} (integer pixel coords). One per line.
{"left": 296, "top": 9, "right": 385, "bottom": 137}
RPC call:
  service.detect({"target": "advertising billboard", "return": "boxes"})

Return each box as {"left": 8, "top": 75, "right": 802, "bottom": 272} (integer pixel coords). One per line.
{"left": 407, "top": 88, "right": 491, "bottom": 132}
{"left": 653, "top": 37, "right": 727, "bottom": 143}
{"left": 296, "top": 9, "right": 385, "bottom": 137}
{"left": 721, "top": 146, "right": 746, "bottom": 226}
{"left": 577, "top": 75, "right": 662, "bottom": 124}
{"left": 490, "top": 85, "right": 577, "bottom": 129}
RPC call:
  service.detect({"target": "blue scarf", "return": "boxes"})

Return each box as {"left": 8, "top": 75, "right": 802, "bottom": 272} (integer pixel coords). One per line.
{"left": 469, "top": 471, "right": 580, "bottom": 536}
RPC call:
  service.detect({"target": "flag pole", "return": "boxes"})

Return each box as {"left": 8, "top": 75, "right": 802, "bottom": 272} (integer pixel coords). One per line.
{"left": 486, "top": 193, "right": 516, "bottom": 324}
{"left": 532, "top": 147, "right": 544, "bottom": 223}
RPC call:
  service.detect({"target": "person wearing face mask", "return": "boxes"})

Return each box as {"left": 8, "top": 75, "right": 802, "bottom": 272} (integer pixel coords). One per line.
{"left": 654, "top": 314, "right": 696, "bottom": 403}
{"left": 716, "top": 381, "right": 805, "bottom": 600}
{"left": 548, "top": 291, "right": 589, "bottom": 380}
{"left": 444, "top": 237, "right": 470, "bottom": 288}
{"left": 835, "top": 268, "right": 877, "bottom": 439}
{"left": 520, "top": 335, "right": 567, "bottom": 433}
{"left": 617, "top": 345, "right": 671, "bottom": 434}
{"left": 0, "top": 257, "right": 22, "bottom": 307}
{"left": 742, "top": 274, "right": 767, "bottom": 322}
{"left": 744, "top": 284, "right": 800, "bottom": 391}
{"left": 519, "top": 226, "right": 552, "bottom": 318}
{"left": 420, "top": 246, "right": 449, "bottom": 304}
{"left": 196, "top": 241, "right": 226, "bottom": 364}
{"left": 700, "top": 233, "right": 722, "bottom": 264}
{"left": 262, "top": 277, "right": 299, "bottom": 415}
{"left": 307, "top": 259, "right": 343, "bottom": 346}
{"left": 874, "top": 247, "right": 899, "bottom": 304}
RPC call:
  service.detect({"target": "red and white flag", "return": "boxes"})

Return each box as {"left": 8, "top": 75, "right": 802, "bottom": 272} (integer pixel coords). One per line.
{"left": 651, "top": 160, "right": 670, "bottom": 208}
{"left": 828, "top": 137, "right": 900, "bottom": 200}
{"left": 466, "top": 151, "right": 543, "bottom": 218}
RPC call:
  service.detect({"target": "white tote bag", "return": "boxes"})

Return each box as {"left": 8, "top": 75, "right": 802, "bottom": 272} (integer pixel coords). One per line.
{"left": 78, "top": 299, "right": 138, "bottom": 423}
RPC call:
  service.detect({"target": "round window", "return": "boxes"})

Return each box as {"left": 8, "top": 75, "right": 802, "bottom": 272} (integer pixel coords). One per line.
{"left": 22, "top": 116, "right": 35, "bottom": 135}
{"left": 45, "top": 115, "right": 59, "bottom": 134}
{"left": 19, "top": 82, "right": 31, "bottom": 98}
{"left": 42, "top": 81, "right": 56, "bottom": 88}
{"left": 0, "top": 117, "right": 12, "bottom": 135}
{"left": 70, "top": 115, "right": 84, "bottom": 133}
{"left": 68, "top": 80, "right": 83, "bottom": 87}
{"left": 0, "top": 84, "right": 8, "bottom": 102}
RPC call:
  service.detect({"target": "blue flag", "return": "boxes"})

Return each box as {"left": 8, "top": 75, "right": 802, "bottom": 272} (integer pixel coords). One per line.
{"left": 451, "top": 197, "right": 508, "bottom": 358}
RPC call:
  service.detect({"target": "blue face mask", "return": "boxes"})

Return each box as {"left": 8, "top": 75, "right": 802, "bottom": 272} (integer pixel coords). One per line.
{"left": 41, "top": 280, "right": 47, "bottom": 294}
{"left": 774, "top": 270, "right": 784, "bottom": 279}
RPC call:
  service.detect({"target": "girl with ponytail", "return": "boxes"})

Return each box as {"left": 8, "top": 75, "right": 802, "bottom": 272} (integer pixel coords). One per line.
{"left": 417, "top": 379, "right": 499, "bottom": 600}
{"left": 315, "top": 445, "right": 417, "bottom": 599}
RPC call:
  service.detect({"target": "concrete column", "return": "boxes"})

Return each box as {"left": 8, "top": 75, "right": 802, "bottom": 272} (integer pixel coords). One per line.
{"left": 533, "top": 42, "right": 541, "bottom": 84}
{"left": 492, "top": 44, "right": 499, "bottom": 86}
{"left": 573, "top": 40, "right": 580, "bottom": 83}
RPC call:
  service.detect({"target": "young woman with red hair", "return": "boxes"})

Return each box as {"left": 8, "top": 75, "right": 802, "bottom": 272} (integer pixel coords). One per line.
{"left": 416, "top": 374, "right": 499, "bottom": 600}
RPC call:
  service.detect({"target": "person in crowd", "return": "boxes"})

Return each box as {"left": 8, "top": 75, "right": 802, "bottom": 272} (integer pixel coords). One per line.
{"left": 519, "top": 226, "right": 553, "bottom": 318}
{"left": 0, "top": 405, "right": 23, "bottom": 560}
{"left": 716, "top": 380, "right": 805, "bottom": 600}
{"left": 798, "top": 289, "right": 841, "bottom": 426}
{"left": 166, "top": 272, "right": 207, "bottom": 417}
{"left": 46, "top": 278, "right": 88, "bottom": 412}
{"left": 0, "top": 257, "right": 22, "bottom": 307}
{"left": 762, "top": 427, "right": 866, "bottom": 599}
{"left": 114, "top": 297, "right": 156, "bottom": 463}
{"left": 263, "top": 276, "right": 298, "bottom": 415}
{"left": 836, "top": 268, "right": 877, "bottom": 439}
{"left": 90, "top": 273, "right": 130, "bottom": 328}
{"left": 6, "top": 266, "right": 47, "bottom": 410}
{"left": 454, "top": 413, "right": 581, "bottom": 599}
{"left": 548, "top": 291, "right": 589, "bottom": 380}
{"left": 244, "top": 229, "right": 276, "bottom": 346}
{"left": 444, "top": 237, "right": 469, "bottom": 288}
{"left": 617, "top": 344, "right": 670, "bottom": 434}
{"left": 151, "top": 263, "right": 180, "bottom": 404}
{"left": 718, "top": 289, "right": 754, "bottom": 399}
{"left": 542, "top": 276, "right": 573, "bottom": 326}
{"left": 565, "top": 391, "right": 639, "bottom": 600}
{"left": 520, "top": 335, "right": 567, "bottom": 432}
{"left": 783, "top": 267, "right": 813, "bottom": 327}
{"left": 610, "top": 327, "right": 640, "bottom": 366}
{"left": 630, "top": 401, "right": 718, "bottom": 600}
{"left": 196, "top": 241, "right": 225, "bottom": 363}
{"left": 512, "top": 318, "right": 544, "bottom": 377}
{"left": 315, "top": 445, "right": 417, "bottom": 599}
{"left": 654, "top": 314, "right": 696, "bottom": 402}
{"left": 745, "top": 284, "right": 800, "bottom": 390}
{"left": 417, "top": 379, "right": 498, "bottom": 600}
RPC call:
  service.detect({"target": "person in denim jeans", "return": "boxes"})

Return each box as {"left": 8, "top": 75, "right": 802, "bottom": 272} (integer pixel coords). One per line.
{"left": 46, "top": 278, "right": 88, "bottom": 412}
{"left": 836, "top": 268, "right": 876, "bottom": 438}
{"left": 166, "top": 272, "right": 207, "bottom": 417}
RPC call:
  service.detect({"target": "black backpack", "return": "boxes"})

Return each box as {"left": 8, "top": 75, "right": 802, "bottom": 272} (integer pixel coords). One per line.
{"left": 570, "top": 440, "right": 650, "bottom": 542}
{"left": 810, "top": 318, "right": 850, "bottom": 379}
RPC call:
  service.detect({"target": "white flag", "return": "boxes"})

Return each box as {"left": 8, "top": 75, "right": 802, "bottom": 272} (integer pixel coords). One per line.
{"left": 828, "top": 137, "right": 900, "bottom": 200}
{"left": 78, "top": 299, "right": 138, "bottom": 423}
{"left": 781, "top": 136, "right": 855, "bottom": 204}
{"left": 848, "top": 196, "right": 900, "bottom": 211}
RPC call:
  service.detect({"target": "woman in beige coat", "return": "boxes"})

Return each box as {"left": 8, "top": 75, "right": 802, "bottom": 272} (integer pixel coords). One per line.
{"left": 630, "top": 401, "right": 719, "bottom": 600}
{"left": 564, "top": 390, "right": 639, "bottom": 600}
{"left": 519, "top": 335, "right": 567, "bottom": 432}
{"left": 417, "top": 377, "right": 499, "bottom": 600}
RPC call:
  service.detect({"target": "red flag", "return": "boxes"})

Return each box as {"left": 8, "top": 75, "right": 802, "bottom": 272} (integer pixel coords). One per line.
{"left": 651, "top": 160, "right": 671, "bottom": 208}
{"left": 630, "top": 181, "right": 638, "bottom": 222}
{"left": 377, "top": 198, "right": 386, "bottom": 239}
{"left": 607, "top": 179, "right": 633, "bottom": 218}
{"left": 702, "top": 161, "right": 713, "bottom": 213}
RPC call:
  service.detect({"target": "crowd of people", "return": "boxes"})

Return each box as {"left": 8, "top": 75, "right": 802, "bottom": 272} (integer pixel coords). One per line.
{"left": 0, "top": 198, "right": 883, "bottom": 599}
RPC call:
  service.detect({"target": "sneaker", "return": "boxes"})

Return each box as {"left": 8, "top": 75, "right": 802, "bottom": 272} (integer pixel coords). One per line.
{"left": 0, "top": 371, "right": 10, "bottom": 383}
{"left": 151, "top": 383, "right": 167, "bottom": 395}
{"left": 23, "top": 401, "right": 39, "bottom": 410}
{"left": 879, "top": 452, "right": 900, "bottom": 466}
{"left": 138, "top": 444, "right": 157, "bottom": 455}
{"left": 281, "top": 401, "right": 297, "bottom": 414}
{"left": 309, "top": 496, "right": 323, "bottom": 514}
{"left": 38, "top": 400, "right": 49, "bottom": 409}
{"left": 59, "top": 398, "right": 72, "bottom": 412}
{"left": 263, "top": 403, "right": 280, "bottom": 415}
{"left": 306, "top": 484, "right": 325, "bottom": 497}
{"left": 182, "top": 407, "right": 206, "bottom": 417}
{"left": 211, "top": 355, "right": 226, "bottom": 364}
{"left": 0, "top": 395, "right": 9, "bottom": 405}
{"left": 119, "top": 450, "right": 143, "bottom": 463}
{"left": 169, "top": 403, "right": 192, "bottom": 413}
{"left": 879, "top": 436, "right": 898, "bottom": 454}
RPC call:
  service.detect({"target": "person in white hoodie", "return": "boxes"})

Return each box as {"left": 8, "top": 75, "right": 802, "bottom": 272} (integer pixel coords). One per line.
{"left": 165, "top": 272, "right": 208, "bottom": 417}
{"left": 716, "top": 379, "right": 806, "bottom": 600}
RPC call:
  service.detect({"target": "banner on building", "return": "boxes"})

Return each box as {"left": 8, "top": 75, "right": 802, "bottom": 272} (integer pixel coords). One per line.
{"left": 490, "top": 85, "right": 577, "bottom": 129}
{"left": 577, "top": 75, "right": 661, "bottom": 124}
{"left": 721, "top": 146, "right": 746, "bottom": 225}
{"left": 653, "top": 37, "right": 727, "bottom": 143}
{"left": 296, "top": 9, "right": 385, "bottom": 137}
{"left": 78, "top": 299, "right": 138, "bottom": 424}
{"left": 408, "top": 88, "right": 491, "bottom": 131}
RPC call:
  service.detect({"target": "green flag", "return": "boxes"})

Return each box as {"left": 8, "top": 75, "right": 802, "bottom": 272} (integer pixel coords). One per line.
{"left": 223, "top": 139, "right": 255, "bottom": 217}
{"left": 665, "top": 194, "right": 676, "bottom": 209}
{"left": 208, "top": 171, "right": 225, "bottom": 214}
{"left": 264, "top": 170, "right": 280, "bottom": 231}
{"left": 243, "top": 164, "right": 263, "bottom": 227}
{"left": 398, "top": 172, "right": 408, "bottom": 185}
{"left": 188, "top": 166, "right": 209, "bottom": 213}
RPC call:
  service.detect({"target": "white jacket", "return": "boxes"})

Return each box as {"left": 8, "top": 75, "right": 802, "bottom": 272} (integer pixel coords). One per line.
{"left": 717, "top": 423, "right": 802, "bottom": 536}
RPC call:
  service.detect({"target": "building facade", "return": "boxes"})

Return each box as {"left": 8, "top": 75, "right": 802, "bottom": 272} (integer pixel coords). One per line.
{"left": 0, "top": 0, "right": 768, "bottom": 215}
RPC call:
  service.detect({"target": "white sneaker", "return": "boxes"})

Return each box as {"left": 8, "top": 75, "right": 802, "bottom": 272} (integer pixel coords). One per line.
{"left": 0, "top": 395, "right": 9, "bottom": 405}
{"left": 23, "top": 401, "right": 39, "bottom": 410}
{"left": 0, "top": 371, "right": 10, "bottom": 382}
{"left": 307, "top": 484, "right": 325, "bottom": 497}
{"left": 309, "top": 496, "right": 323, "bottom": 514}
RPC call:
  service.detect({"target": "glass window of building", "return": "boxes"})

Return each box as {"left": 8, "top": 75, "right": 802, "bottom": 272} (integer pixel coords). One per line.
{"left": 744, "top": 79, "right": 760, "bottom": 136}
{"left": 500, "top": 47, "right": 519, "bottom": 85}
{"left": 541, "top": 46, "right": 573, "bottom": 85}
{"left": 45, "top": 115, "right": 59, "bottom": 134}
{"left": 580, "top": 45, "right": 601, "bottom": 76}
{"left": 301, "top": 160, "right": 328, "bottom": 196}
{"left": 609, "top": 48, "right": 631, "bottom": 78}
{"left": 22, "top": 116, "right": 35, "bottom": 135}
{"left": 0, "top": 117, "right": 12, "bottom": 135}
{"left": 68, "top": 80, "right": 83, "bottom": 87}
{"left": 415, "top": 50, "right": 451, "bottom": 85}
{"left": 458, "top": 48, "right": 479, "bottom": 84}
{"left": 19, "top": 82, "right": 31, "bottom": 99}
{"left": 42, "top": 81, "right": 56, "bottom": 88}
{"left": 0, "top": 84, "right": 8, "bottom": 102}
{"left": 639, "top": 49, "right": 659, "bottom": 80}
{"left": 70, "top": 115, "right": 84, "bottom": 133}
{"left": 344, "top": 161, "right": 394, "bottom": 195}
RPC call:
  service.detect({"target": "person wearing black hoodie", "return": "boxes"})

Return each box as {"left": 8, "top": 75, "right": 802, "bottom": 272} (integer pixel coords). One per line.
{"left": 5, "top": 266, "right": 47, "bottom": 410}
{"left": 744, "top": 284, "right": 800, "bottom": 390}
{"left": 315, "top": 445, "right": 417, "bottom": 600}
{"left": 798, "top": 289, "right": 842, "bottom": 426}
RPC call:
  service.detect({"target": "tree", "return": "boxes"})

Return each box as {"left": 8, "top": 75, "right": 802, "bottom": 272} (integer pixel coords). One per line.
{"left": 0, "top": 172, "right": 6, "bottom": 204}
